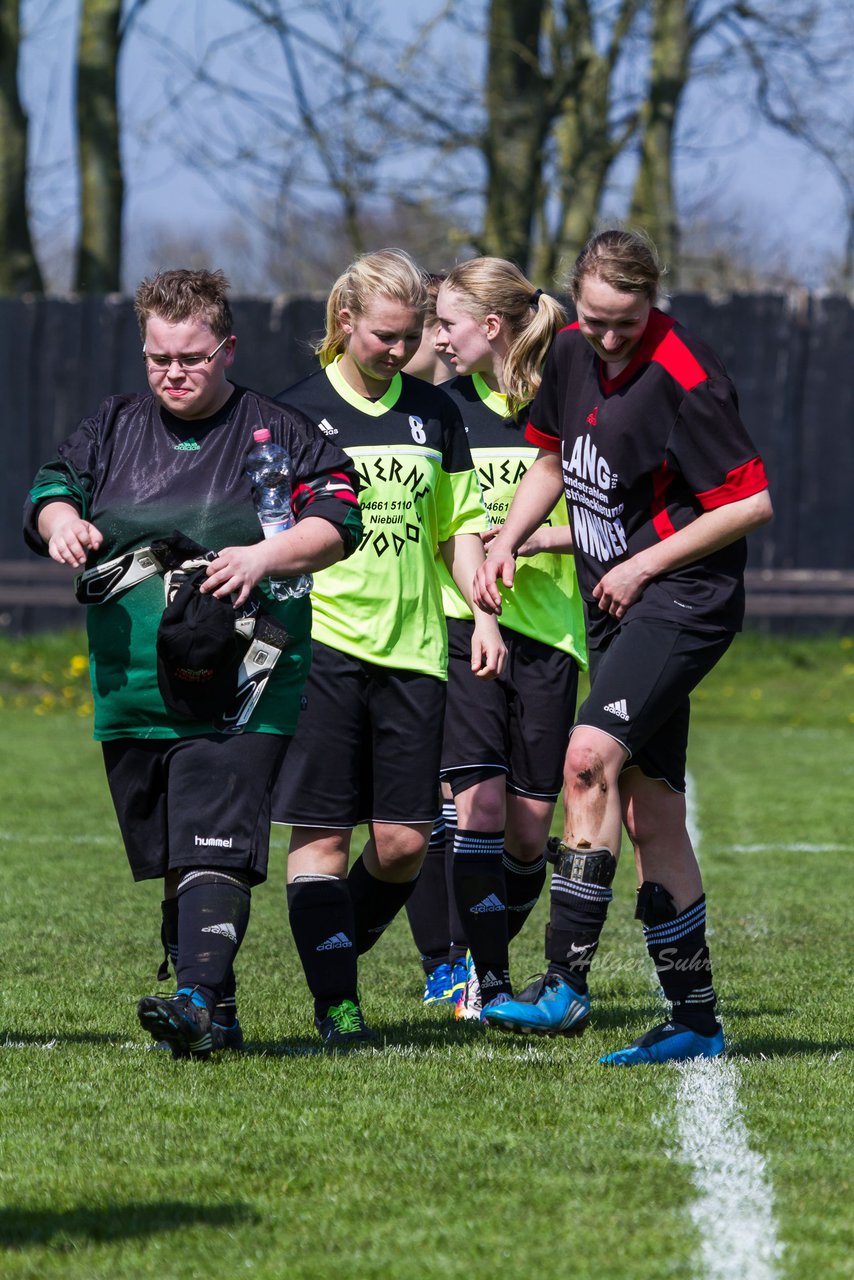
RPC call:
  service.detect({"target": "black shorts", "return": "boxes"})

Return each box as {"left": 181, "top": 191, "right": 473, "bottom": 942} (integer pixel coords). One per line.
{"left": 440, "top": 617, "right": 579, "bottom": 801}
{"left": 102, "top": 732, "right": 290, "bottom": 885}
{"left": 272, "top": 640, "right": 447, "bottom": 828}
{"left": 575, "top": 618, "right": 733, "bottom": 792}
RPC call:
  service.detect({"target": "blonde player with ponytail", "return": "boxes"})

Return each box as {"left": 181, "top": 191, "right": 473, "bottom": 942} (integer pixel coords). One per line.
{"left": 413, "top": 258, "right": 586, "bottom": 1021}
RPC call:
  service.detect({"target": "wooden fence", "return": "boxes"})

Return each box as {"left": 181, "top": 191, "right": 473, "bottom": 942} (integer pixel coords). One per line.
{"left": 3, "top": 290, "right": 853, "bottom": 634}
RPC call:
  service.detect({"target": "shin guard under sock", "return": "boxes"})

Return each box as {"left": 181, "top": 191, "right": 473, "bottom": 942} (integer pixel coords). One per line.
{"left": 348, "top": 854, "right": 418, "bottom": 955}
{"left": 176, "top": 869, "right": 251, "bottom": 1013}
{"left": 504, "top": 849, "right": 547, "bottom": 943}
{"left": 452, "top": 828, "right": 510, "bottom": 998}
{"left": 638, "top": 885, "right": 718, "bottom": 1035}
{"left": 546, "top": 844, "right": 616, "bottom": 995}
{"left": 404, "top": 813, "right": 451, "bottom": 973}
{"left": 287, "top": 876, "right": 357, "bottom": 1019}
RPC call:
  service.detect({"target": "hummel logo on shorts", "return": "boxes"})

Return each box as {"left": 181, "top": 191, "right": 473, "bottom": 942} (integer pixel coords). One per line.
{"left": 317, "top": 932, "right": 353, "bottom": 951}
{"left": 470, "top": 893, "right": 505, "bottom": 913}
{"left": 603, "top": 698, "right": 630, "bottom": 721}
{"left": 201, "top": 922, "right": 238, "bottom": 944}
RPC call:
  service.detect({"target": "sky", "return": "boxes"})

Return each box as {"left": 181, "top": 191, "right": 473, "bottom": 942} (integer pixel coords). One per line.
{"left": 19, "top": 0, "right": 853, "bottom": 293}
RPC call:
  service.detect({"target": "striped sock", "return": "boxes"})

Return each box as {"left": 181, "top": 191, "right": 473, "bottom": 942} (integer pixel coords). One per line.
{"left": 643, "top": 894, "right": 718, "bottom": 1036}
{"left": 452, "top": 828, "right": 510, "bottom": 998}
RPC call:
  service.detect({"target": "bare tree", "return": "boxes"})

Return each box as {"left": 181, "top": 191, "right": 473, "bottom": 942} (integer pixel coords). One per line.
{"left": 75, "top": 0, "right": 125, "bottom": 291}
{"left": 0, "top": 0, "right": 44, "bottom": 293}
{"left": 480, "top": 1, "right": 553, "bottom": 266}
{"left": 115, "top": 0, "right": 853, "bottom": 290}
{"left": 129, "top": 0, "right": 476, "bottom": 283}
{"left": 628, "top": 0, "right": 690, "bottom": 273}
{"left": 627, "top": 0, "right": 854, "bottom": 287}
{"left": 542, "top": 0, "right": 645, "bottom": 281}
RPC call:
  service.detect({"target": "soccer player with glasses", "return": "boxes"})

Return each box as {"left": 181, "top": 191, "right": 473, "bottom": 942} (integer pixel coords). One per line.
{"left": 24, "top": 268, "right": 362, "bottom": 1060}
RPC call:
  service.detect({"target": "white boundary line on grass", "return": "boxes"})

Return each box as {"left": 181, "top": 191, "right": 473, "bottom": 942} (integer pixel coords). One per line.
{"left": 669, "top": 776, "right": 783, "bottom": 1280}
{"left": 726, "top": 842, "right": 853, "bottom": 853}
{"left": 673, "top": 1058, "right": 784, "bottom": 1280}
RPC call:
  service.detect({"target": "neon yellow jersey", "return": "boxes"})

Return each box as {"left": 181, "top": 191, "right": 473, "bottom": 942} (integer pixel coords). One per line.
{"left": 276, "top": 359, "right": 489, "bottom": 677}
{"left": 439, "top": 374, "right": 587, "bottom": 667}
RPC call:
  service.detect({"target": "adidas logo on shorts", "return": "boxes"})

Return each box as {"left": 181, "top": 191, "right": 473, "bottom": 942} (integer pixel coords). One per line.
{"left": 317, "top": 932, "right": 353, "bottom": 951}
{"left": 603, "top": 698, "right": 630, "bottom": 721}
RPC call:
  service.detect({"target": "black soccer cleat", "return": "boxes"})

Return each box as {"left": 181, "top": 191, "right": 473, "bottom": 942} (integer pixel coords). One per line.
{"left": 315, "top": 998, "right": 378, "bottom": 1051}
{"left": 138, "top": 988, "right": 213, "bottom": 1060}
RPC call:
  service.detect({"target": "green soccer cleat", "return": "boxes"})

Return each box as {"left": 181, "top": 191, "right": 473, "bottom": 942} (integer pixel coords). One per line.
{"left": 315, "top": 998, "right": 378, "bottom": 1051}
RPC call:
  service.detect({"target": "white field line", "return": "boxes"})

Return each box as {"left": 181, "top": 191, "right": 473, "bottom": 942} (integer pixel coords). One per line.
{"left": 673, "top": 1059, "right": 784, "bottom": 1280}
{"left": 669, "top": 774, "right": 783, "bottom": 1280}
{"left": 726, "top": 843, "right": 853, "bottom": 853}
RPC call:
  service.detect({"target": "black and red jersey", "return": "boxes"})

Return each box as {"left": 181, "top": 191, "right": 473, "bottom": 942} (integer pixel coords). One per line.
{"left": 526, "top": 308, "right": 769, "bottom": 642}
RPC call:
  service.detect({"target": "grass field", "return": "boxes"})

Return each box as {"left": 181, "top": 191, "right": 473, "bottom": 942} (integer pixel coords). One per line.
{"left": 1, "top": 630, "right": 852, "bottom": 1279}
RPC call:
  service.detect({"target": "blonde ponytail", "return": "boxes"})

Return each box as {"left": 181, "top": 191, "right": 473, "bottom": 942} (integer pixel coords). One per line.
{"left": 442, "top": 258, "right": 567, "bottom": 412}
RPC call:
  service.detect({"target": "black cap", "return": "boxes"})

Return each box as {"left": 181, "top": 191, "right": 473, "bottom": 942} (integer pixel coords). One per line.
{"left": 156, "top": 569, "right": 241, "bottom": 720}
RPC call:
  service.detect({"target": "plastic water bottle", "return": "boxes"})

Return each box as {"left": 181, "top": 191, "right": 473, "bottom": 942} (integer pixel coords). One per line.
{"left": 245, "top": 428, "right": 313, "bottom": 600}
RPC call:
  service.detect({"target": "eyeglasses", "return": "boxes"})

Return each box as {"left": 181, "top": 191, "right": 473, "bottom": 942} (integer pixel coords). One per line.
{"left": 143, "top": 334, "right": 231, "bottom": 369}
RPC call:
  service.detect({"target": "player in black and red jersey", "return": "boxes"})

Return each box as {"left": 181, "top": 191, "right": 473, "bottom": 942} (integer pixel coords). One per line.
{"left": 474, "top": 230, "right": 772, "bottom": 1064}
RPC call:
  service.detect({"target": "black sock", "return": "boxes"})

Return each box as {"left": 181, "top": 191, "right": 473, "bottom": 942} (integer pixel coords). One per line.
{"left": 504, "top": 849, "right": 547, "bottom": 943}
{"left": 176, "top": 869, "right": 251, "bottom": 1014}
{"left": 442, "top": 800, "right": 466, "bottom": 965}
{"left": 546, "top": 845, "right": 616, "bottom": 995}
{"left": 452, "top": 828, "right": 510, "bottom": 999}
{"left": 215, "top": 969, "right": 238, "bottom": 1027}
{"left": 404, "top": 812, "right": 450, "bottom": 974}
{"left": 158, "top": 896, "right": 179, "bottom": 982}
{"left": 287, "top": 876, "right": 358, "bottom": 1021}
{"left": 641, "top": 891, "right": 718, "bottom": 1036}
{"left": 162, "top": 893, "right": 237, "bottom": 1024}
{"left": 348, "top": 854, "right": 419, "bottom": 955}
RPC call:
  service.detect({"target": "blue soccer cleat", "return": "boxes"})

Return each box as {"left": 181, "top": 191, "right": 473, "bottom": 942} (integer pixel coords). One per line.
{"left": 481, "top": 974, "right": 590, "bottom": 1037}
{"left": 422, "top": 962, "right": 454, "bottom": 1004}
{"left": 449, "top": 956, "right": 468, "bottom": 1005}
{"left": 599, "top": 1020, "right": 725, "bottom": 1066}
